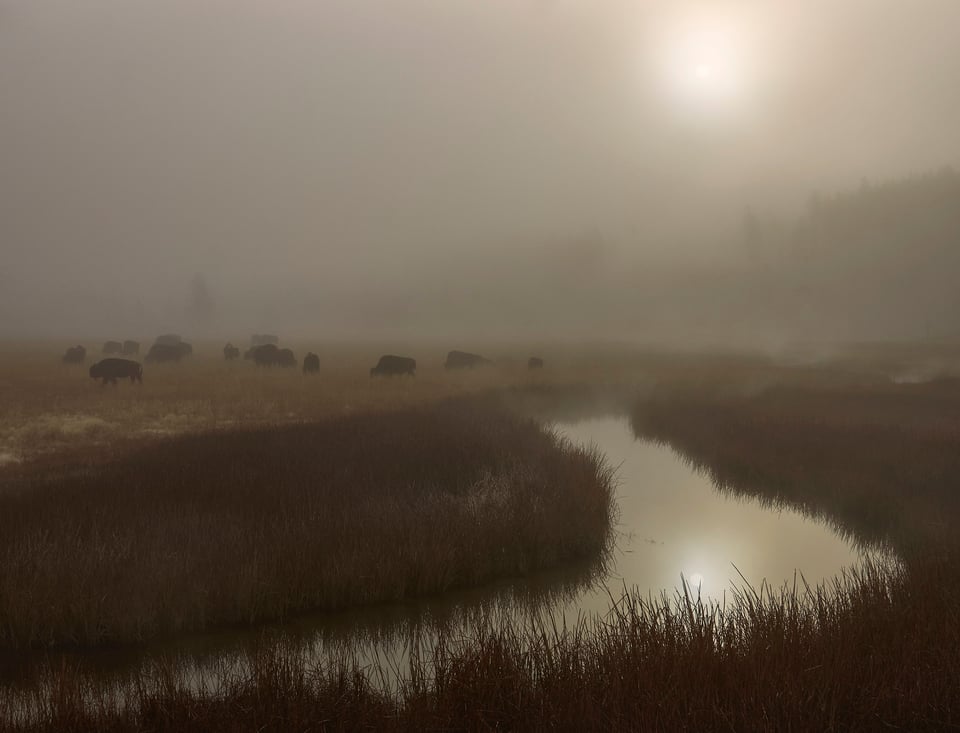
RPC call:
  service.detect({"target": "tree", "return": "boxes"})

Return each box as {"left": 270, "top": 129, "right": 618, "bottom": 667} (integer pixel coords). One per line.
{"left": 187, "top": 273, "right": 215, "bottom": 321}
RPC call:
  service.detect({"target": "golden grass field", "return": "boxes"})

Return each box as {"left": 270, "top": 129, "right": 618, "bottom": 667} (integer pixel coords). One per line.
{"left": 2, "top": 339, "right": 918, "bottom": 469}
{"left": 0, "top": 341, "right": 651, "bottom": 471}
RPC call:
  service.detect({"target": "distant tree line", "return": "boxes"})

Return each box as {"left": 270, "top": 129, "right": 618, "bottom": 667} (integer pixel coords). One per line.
{"left": 742, "top": 167, "right": 960, "bottom": 340}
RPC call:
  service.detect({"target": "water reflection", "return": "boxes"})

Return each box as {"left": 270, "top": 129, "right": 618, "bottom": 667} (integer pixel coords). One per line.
{"left": 553, "top": 417, "right": 873, "bottom": 607}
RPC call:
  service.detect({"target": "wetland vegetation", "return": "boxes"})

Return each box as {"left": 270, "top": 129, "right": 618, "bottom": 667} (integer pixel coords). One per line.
{"left": 2, "top": 345, "right": 959, "bottom": 730}
{"left": 0, "top": 396, "right": 614, "bottom": 649}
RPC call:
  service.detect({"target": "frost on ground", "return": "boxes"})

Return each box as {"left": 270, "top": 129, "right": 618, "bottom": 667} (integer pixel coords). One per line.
{"left": 13, "top": 414, "right": 113, "bottom": 441}
{"left": 138, "top": 412, "right": 209, "bottom": 437}
{"left": 1, "top": 413, "right": 115, "bottom": 462}
{"left": 0, "top": 451, "right": 20, "bottom": 466}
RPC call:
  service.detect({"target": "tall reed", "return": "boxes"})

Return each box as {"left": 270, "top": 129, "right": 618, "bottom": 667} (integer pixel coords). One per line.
{"left": 0, "top": 397, "right": 615, "bottom": 649}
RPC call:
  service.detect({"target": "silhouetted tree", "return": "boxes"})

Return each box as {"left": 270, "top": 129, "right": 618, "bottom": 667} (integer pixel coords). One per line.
{"left": 187, "top": 273, "right": 215, "bottom": 321}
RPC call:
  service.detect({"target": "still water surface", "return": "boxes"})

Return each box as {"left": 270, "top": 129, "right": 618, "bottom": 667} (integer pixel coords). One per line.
{"left": 553, "top": 416, "right": 867, "bottom": 611}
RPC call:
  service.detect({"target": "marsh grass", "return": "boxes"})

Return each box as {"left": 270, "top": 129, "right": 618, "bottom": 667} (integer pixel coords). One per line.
{"left": 4, "top": 558, "right": 957, "bottom": 732}
{"left": 631, "top": 381, "right": 960, "bottom": 556}
{"left": 0, "top": 398, "right": 615, "bottom": 649}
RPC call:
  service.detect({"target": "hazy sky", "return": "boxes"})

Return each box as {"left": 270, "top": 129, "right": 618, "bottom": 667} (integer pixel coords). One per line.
{"left": 2, "top": 0, "right": 959, "bottom": 340}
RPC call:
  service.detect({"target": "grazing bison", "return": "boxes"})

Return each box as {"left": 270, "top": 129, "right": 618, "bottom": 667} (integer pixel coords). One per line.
{"left": 102, "top": 340, "right": 123, "bottom": 354}
{"left": 528, "top": 356, "right": 544, "bottom": 369}
{"left": 223, "top": 343, "right": 240, "bottom": 360}
{"left": 303, "top": 352, "right": 320, "bottom": 374}
{"left": 248, "top": 343, "right": 280, "bottom": 366}
{"left": 251, "top": 334, "right": 279, "bottom": 347}
{"left": 145, "top": 342, "right": 191, "bottom": 363}
{"left": 122, "top": 340, "right": 140, "bottom": 355}
{"left": 62, "top": 345, "right": 86, "bottom": 364}
{"left": 278, "top": 348, "right": 296, "bottom": 368}
{"left": 370, "top": 355, "right": 416, "bottom": 377}
{"left": 444, "top": 350, "right": 492, "bottom": 369}
{"left": 89, "top": 358, "right": 142, "bottom": 385}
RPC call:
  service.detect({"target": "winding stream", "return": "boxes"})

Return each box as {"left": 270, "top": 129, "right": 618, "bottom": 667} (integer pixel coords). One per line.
{"left": 2, "top": 412, "right": 881, "bottom": 692}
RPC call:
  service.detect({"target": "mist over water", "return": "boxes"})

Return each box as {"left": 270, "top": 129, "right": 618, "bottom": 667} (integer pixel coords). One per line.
{"left": 2, "top": 1, "right": 959, "bottom": 343}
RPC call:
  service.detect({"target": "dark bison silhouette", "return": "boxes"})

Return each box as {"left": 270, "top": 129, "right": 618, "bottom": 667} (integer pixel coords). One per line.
{"left": 251, "top": 334, "right": 279, "bottom": 347}
{"left": 370, "top": 355, "right": 416, "bottom": 377}
{"left": 146, "top": 342, "right": 192, "bottom": 363}
{"left": 278, "top": 348, "right": 296, "bottom": 368}
{"left": 102, "top": 340, "right": 123, "bottom": 354}
{"left": 223, "top": 343, "right": 240, "bottom": 360}
{"left": 62, "top": 345, "right": 86, "bottom": 364}
{"left": 122, "top": 340, "right": 140, "bottom": 355}
{"left": 303, "top": 352, "right": 320, "bottom": 374}
{"left": 444, "top": 350, "right": 492, "bottom": 369}
{"left": 90, "top": 358, "right": 142, "bottom": 385}
{"left": 528, "top": 357, "right": 544, "bottom": 369}
{"left": 247, "top": 343, "right": 280, "bottom": 366}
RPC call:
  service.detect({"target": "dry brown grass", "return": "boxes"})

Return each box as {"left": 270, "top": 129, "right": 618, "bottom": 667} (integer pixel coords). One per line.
{"left": 6, "top": 344, "right": 960, "bottom": 730}
{"left": 0, "top": 342, "right": 549, "bottom": 469}
{"left": 3, "top": 558, "right": 957, "bottom": 732}
{"left": 0, "top": 396, "right": 614, "bottom": 649}
{"left": 631, "top": 379, "right": 960, "bottom": 557}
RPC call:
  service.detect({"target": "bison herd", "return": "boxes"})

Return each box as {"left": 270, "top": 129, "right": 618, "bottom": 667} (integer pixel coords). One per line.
{"left": 63, "top": 337, "right": 544, "bottom": 387}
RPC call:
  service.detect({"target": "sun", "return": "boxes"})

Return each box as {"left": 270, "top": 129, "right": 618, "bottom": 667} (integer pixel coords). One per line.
{"left": 650, "top": 11, "right": 755, "bottom": 114}
{"left": 694, "top": 62, "right": 713, "bottom": 81}
{"left": 679, "top": 30, "right": 739, "bottom": 96}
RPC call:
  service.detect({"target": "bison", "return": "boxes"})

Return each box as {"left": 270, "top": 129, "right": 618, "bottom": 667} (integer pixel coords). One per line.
{"left": 303, "top": 352, "right": 320, "bottom": 374}
{"left": 145, "top": 342, "right": 191, "bottom": 363}
{"left": 251, "top": 334, "right": 279, "bottom": 347}
{"left": 444, "top": 350, "right": 492, "bottom": 369}
{"left": 62, "top": 345, "right": 86, "bottom": 364}
{"left": 102, "top": 340, "right": 123, "bottom": 354}
{"left": 370, "top": 355, "right": 416, "bottom": 377}
{"left": 278, "top": 348, "right": 296, "bottom": 368}
{"left": 528, "top": 356, "right": 544, "bottom": 369}
{"left": 122, "top": 340, "right": 140, "bottom": 355}
{"left": 248, "top": 343, "right": 280, "bottom": 366}
{"left": 224, "top": 343, "right": 240, "bottom": 360}
{"left": 89, "top": 358, "right": 142, "bottom": 385}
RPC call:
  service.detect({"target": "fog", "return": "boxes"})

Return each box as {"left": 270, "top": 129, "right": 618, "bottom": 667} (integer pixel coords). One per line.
{"left": 2, "top": 0, "right": 959, "bottom": 344}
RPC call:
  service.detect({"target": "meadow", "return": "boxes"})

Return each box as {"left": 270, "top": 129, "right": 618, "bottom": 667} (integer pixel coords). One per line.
{"left": 3, "top": 342, "right": 960, "bottom": 730}
{"left": 0, "top": 342, "right": 620, "bottom": 648}
{"left": 0, "top": 342, "right": 537, "bottom": 469}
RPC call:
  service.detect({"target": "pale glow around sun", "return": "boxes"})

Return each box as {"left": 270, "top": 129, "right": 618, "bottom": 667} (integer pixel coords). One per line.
{"left": 649, "top": 10, "right": 757, "bottom": 117}
{"left": 688, "top": 572, "right": 705, "bottom": 589}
